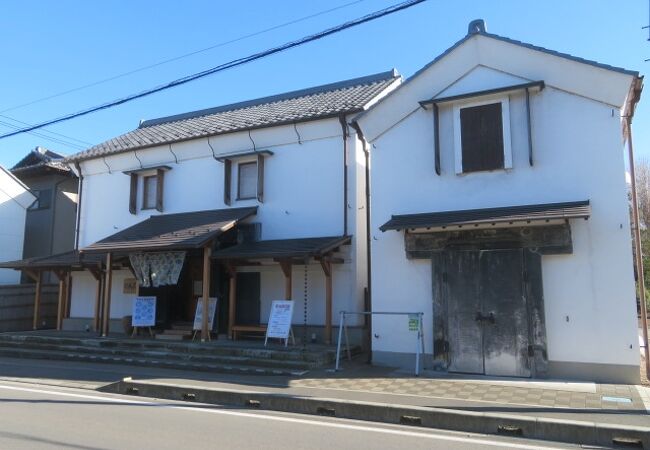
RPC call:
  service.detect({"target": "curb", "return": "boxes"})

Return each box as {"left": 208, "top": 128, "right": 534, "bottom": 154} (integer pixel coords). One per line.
{"left": 101, "top": 379, "right": 650, "bottom": 448}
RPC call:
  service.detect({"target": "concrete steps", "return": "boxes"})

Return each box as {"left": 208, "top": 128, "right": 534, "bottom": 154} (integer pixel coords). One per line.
{"left": 0, "top": 333, "right": 354, "bottom": 376}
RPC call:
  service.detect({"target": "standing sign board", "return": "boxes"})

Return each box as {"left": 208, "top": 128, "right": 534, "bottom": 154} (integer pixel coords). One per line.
{"left": 132, "top": 296, "right": 156, "bottom": 327}
{"left": 265, "top": 300, "right": 295, "bottom": 347}
{"left": 193, "top": 297, "right": 218, "bottom": 331}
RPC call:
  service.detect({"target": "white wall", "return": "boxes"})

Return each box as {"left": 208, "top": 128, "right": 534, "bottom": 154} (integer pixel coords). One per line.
{"left": 360, "top": 38, "right": 638, "bottom": 373}
{"left": 0, "top": 169, "right": 34, "bottom": 284}
{"left": 70, "top": 117, "right": 368, "bottom": 325}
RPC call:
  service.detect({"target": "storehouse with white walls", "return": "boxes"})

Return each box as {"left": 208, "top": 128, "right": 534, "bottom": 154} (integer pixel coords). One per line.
{"left": 354, "top": 20, "right": 643, "bottom": 383}
{"left": 21, "top": 71, "right": 400, "bottom": 342}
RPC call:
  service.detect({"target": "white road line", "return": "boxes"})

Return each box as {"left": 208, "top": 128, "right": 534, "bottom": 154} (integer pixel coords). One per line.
{"left": 0, "top": 382, "right": 571, "bottom": 450}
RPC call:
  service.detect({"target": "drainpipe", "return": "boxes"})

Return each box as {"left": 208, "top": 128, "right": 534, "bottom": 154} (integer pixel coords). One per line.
{"left": 339, "top": 116, "right": 349, "bottom": 236}
{"left": 350, "top": 120, "right": 372, "bottom": 362}
{"left": 627, "top": 120, "right": 650, "bottom": 380}
{"left": 73, "top": 162, "right": 84, "bottom": 250}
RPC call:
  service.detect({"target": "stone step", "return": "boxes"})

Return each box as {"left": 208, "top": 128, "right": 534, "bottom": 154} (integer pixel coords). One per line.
{"left": 0, "top": 334, "right": 340, "bottom": 363}
{"left": 0, "top": 346, "right": 308, "bottom": 377}
{"left": 155, "top": 334, "right": 190, "bottom": 341}
{"left": 158, "top": 329, "right": 193, "bottom": 336}
{"left": 170, "top": 322, "right": 193, "bottom": 331}
{"left": 0, "top": 340, "right": 316, "bottom": 370}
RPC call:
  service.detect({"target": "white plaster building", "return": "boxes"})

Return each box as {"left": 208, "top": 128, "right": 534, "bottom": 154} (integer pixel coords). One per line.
{"left": 56, "top": 71, "right": 400, "bottom": 341}
{"left": 354, "top": 21, "right": 643, "bottom": 383}
{"left": 0, "top": 166, "right": 35, "bottom": 284}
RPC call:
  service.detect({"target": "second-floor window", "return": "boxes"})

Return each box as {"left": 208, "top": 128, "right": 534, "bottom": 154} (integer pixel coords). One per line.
{"left": 142, "top": 175, "right": 158, "bottom": 210}
{"left": 237, "top": 161, "right": 257, "bottom": 200}
{"left": 454, "top": 97, "right": 512, "bottom": 174}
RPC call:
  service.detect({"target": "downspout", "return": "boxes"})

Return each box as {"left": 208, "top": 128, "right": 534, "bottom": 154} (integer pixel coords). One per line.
{"left": 625, "top": 76, "right": 649, "bottom": 379}
{"left": 339, "top": 116, "right": 349, "bottom": 236}
{"left": 73, "top": 162, "right": 84, "bottom": 250}
{"left": 350, "top": 120, "right": 372, "bottom": 362}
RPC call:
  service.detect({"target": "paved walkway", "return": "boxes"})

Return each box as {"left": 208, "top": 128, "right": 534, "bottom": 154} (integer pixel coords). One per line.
{"left": 0, "top": 355, "right": 648, "bottom": 427}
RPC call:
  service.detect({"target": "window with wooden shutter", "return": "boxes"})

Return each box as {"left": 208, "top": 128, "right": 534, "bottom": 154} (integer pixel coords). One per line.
{"left": 453, "top": 97, "right": 512, "bottom": 174}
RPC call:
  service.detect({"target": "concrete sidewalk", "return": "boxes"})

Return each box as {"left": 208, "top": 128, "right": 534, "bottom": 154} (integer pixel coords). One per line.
{"left": 0, "top": 355, "right": 648, "bottom": 447}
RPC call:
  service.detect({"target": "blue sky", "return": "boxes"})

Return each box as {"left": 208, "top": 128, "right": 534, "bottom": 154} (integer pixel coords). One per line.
{"left": 0, "top": 0, "right": 648, "bottom": 167}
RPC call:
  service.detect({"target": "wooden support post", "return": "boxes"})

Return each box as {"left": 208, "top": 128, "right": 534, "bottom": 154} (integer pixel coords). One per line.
{"left": 32, "top": 272, "right": 42, "bottom": 330}
{"left": 102, "top": 253, "right": 113, "bottom": 337}
{"left": 55, "top": 271, "right": 65, "bottom": 331}
{"left": 89, "top": 268, "right": 102, "bottom": 332}
{"left": 64, "top": 272, "right": 72, "bottom": 319}
{"left": 279, "top": 260, "right": 292, "bottom": 300}
{"left": 320, "top": 260, "right": 332, "bottom": 345}
{"left": 201, "top": 246, "right": 212, "bottom": 342}
{"left": 227, "top": 264, "right": 237, "bottom": 339}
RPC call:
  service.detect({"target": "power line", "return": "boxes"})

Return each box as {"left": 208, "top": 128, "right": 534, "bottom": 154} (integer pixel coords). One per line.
{"left": 0, "top": 120, "right": 86, "bottom": 150}
{"left": 0, "top": 114, "right": 92, "bottom": 146}
{"left": 0, "top": 0, "right": 367, "bottom": 115}
{"left": 0, "top": 0, "right": 426, "bottom": 142}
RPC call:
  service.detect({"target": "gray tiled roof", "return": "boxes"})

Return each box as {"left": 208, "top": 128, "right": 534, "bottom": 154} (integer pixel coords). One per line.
{"left": 67, "top": 70, "right": 399, "bottom": 163}
{"left": 82, "top": 207, "right": 257, "bottom": 253}
{"left": 380, "top": 201, "right": 591, "bottom": 231}
{"left": 212, "top": 236, "right": 351, "bottom": 260}
{"left": 11, "top": 147, "right": 71, "bottom": 176}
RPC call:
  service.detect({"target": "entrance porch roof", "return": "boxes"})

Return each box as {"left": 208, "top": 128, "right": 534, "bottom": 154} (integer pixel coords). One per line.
{"left": 81, "top": 207, "right": 257, "bottom": 253}
{"left": 212, "top": 235, "right": 351, "bottom": 261}
{"left": 380, "top": 200, "right": 590, "bottom": 232}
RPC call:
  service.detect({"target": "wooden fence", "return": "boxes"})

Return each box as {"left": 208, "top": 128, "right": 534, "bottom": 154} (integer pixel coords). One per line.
{"left": 0, "top": 284, "right": 58, "bottom": 332}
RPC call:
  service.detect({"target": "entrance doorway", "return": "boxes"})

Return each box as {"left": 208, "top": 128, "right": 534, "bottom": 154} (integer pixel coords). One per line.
{"left": 435, "top": 249, "right": 539, "bottom": 378}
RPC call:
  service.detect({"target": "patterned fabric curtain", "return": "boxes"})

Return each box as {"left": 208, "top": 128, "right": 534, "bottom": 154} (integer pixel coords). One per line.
{"left": 128, "top": 252, "right": 186, "bottom": 287}
{"left": 129, "top": 253, "right": 150, "bottom": 287}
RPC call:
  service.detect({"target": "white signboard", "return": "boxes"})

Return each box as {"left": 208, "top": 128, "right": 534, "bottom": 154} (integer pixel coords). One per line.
{"left": 132, "top": 296, "right": 156, "bottom": 327}
{"left": 266, "top": 300, "right": 294, "bottom": 339}
{"left": 193, "top": 297, "right": 218, "bottom": 331}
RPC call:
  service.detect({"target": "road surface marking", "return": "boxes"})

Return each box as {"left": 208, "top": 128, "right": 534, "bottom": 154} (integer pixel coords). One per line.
{"left": 0, "top": 382, "right": 572, "bottom": 450}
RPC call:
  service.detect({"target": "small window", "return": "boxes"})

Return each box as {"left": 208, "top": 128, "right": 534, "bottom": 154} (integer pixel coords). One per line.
{"left": 142, "top": 175, "right": 157, "bottom": 210}
{"left": 454, "top": 98, "right": 511, "bottom": 174}
{"left": 237, "top": 162, "right": 257, "bottom": 200}
{"left": 29, "top": 189, "right": 52, "bottom": 210}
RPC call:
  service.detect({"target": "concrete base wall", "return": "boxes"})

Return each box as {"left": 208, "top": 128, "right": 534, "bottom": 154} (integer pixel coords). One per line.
{"left": 372, "top": 350, "right": 641, "bottom": 385}
{"left": 63, "top": 318, "right": 126, "bottom": 334}
{"left": 0, "top": 284, "right": 58, "bottom": 331}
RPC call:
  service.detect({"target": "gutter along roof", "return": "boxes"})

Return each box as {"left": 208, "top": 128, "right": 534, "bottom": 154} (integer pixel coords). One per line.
{"left": 0, "top": 251, "right": 106, "bottom": 271}
{"left": 380, "top": 201, "right": 591, "bottom": 232}
{"left": 81, "top": 207, "right": 257, "bottom": 253}
{"left": 66, "top": 70, "right": 400, "bottom": 163}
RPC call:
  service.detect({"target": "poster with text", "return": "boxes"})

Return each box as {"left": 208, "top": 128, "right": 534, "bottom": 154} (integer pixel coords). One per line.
{"left": 193, "top": 297, "right": 218, "bottom": 331}
{"left": 266, "top": 300, "right": 294, "bottom": 339}
{"left": 132, "top": 296, "right": 156, "bottom": 327}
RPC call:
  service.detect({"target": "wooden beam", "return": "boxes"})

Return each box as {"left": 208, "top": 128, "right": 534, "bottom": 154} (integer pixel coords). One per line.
{"left": 56, "top": 276, "right": 65, "bottom": 331}
{"left": 93, "top": 272, "right": 103, "bottom": 332}
{"left": 321, "top": 260, "right": 332, "bottom": 345}
{"left": 24, "top": 269, "right": 39, "bottom": 282}
{"left": 64, "top": 272, "right": 72, "bottom": 319}
{"left": 32, "top": 272, "right": 42, "bottom": 330}
{"left": 278, "top": 260, "right": 292, "bottom": 300}
{"left": 201, "top": 246, "right": 212, "bottom": 342}
{"left": 228, "top": 265, "right": 237, "bottom": 339}
{"left": 102, "top": 253, "right": 113, "bottom": 337}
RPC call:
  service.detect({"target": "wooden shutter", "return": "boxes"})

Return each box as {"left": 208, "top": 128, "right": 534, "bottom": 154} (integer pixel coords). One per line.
{"left": 224, "top": 159, "right": 232, "bottom": 205}
{"left": 460, "top": 103, "right": 504, "bottom": 173}
{"left": 129, "top": 173, "right": 138, "bottom": 214}
{"left": 155, "top": 169, "right": 164, "bottom": 212}
{"left": 256, "top": 154, "right": 264, "bottom": 203}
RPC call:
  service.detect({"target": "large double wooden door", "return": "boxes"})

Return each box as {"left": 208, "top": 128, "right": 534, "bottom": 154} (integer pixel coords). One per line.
{"left": 439, "top": 249, "right": 532, "bottom": 378}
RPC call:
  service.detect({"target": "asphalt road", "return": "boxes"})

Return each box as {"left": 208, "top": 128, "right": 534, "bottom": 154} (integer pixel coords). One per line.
{"left": 0, "top": 380, "right": 590, "bottom": 450}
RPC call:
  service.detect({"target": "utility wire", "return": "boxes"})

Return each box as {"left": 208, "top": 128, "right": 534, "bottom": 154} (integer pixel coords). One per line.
{"left": 0, "top": 120, "right": 86, "bottom": 150}
{"left": 0, "top": 0, "right": 367, "bottom": 115}
{"left": 0, "top": 0, "right": 426, "bottom": 142}
{"left": 0, "top": 114, "right": 92, "bottom": 146}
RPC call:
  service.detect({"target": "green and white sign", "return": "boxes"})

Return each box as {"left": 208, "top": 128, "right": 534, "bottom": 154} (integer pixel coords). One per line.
{"left": 408, "top": 314, "right": 419, "bottom": 331}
